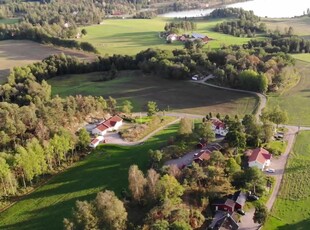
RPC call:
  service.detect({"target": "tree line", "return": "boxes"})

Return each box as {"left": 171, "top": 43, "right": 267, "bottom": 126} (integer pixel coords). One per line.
{"left": 164, "top": 21, "right": 197, "bottom": 34}
{"left": 212, "top": 8, "right": 267, "bottom": 38}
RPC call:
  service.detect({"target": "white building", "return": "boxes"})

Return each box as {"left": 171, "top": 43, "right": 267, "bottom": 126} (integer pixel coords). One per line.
{"left": 210, "top": 118, "right": 229, "bottom": 136}
{"left": 89, "top": 136, "right": 104, "bottom": 148}
{"left": 248, "top": 148, "right": 272, "bottom": 170}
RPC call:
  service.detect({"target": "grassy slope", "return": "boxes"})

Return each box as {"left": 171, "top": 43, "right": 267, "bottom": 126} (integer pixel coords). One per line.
{"left": 264, "top": 131, "right": 310, "bottom": 229}
{"left": 263, "top": 16, "right": 310, "bottom": 38}
{"left": 49, "top": 70, "right": 258, "bottom": 116}
{"left": 267, "top": 60, "right": 310, "bottom": 126}
{"left": 78, "top": 18, "right": 251, "bottom": 55}
{"left": 0, "top": 123, "right": 179, "bottom": 230}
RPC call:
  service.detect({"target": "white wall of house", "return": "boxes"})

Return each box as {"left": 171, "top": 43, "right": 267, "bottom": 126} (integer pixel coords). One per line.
{"left": 113, "top": 121, "right": 123, "bottom": 130}
{"left": 92, "top": 128, "right": 107, "bottom": 136}
{"left": 89, "top": 136, "right": 104, "bottom": 148}
{"left": 249, "top": 161, "right": 266, "bottom": 170}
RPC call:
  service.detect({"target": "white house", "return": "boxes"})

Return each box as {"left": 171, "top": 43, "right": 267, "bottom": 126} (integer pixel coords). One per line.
{"left": 91, "top": 115, "right": 123, "bottom": 136}
{"left": 210, "top": 118, "right": 229, "bottom": 136}
{"left": 89, "top": 136, "right": 104, "bottom": 148}
{"left": 92, "top": 123, "right": 109, "bottom": 136}
{"left": 248, "top": 148, "right": 272, "bottom": 170}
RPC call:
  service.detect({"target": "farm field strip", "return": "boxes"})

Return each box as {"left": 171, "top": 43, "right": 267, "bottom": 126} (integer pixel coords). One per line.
{"left": 264, "top": 131, "right": 310, "bottom": 229}
{"left": 49, "top": 70, "right": 258, "bottom": 116}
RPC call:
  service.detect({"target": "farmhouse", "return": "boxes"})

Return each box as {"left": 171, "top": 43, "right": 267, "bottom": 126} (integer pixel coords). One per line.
{"left": 210, "top": 118, "right": 229, "bottom": 136}
{"left": 91, "top": 115, "right": 123, "bottom": 136}
{"left": 247, "top": 147, "right": 272, "bottom": 170}
{"left": 166, "top": 34, "right": 178, "bottom": 42}
{"left": 193, "top": 149, "right": 212, "bottom": 163}
{"left": 213, "top": 199, "right": 236, "bottom": 213}
{"left": 89, "top": 136, "right": 104, "bottom": 148}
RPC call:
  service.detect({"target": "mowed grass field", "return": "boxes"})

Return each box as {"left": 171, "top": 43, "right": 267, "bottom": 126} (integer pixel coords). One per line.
{"left": 264, "top": 131, "right": 310, "bottom": 230}
{"left": 263, "top": 16, "right": 310, "bottom": 39}
{"left": 0, "top": 123, "right": 179, "bottom": 230}
{"left": 268, "top": 60, "right": 310, "bottom": 126}
{"left": 78, "top": 18, "right": 252, "bottom": 55}
{"left": 49, "top": 70, "right": 258, "bottom": 116}
{"left": 0, "top": 18, "right": 19, "bottom": 24}
{"left": 0, "top": 40, "right": 97, "bottom": 84}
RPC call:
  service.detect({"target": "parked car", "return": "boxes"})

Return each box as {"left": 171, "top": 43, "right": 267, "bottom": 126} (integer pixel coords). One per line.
{"left": 192, "top": 74, "right": 199, "bottom": 80}
{"left": 265, "top": 168, "right": 275, "bottom": 173}
{"left": 237, "top": 209, "right": 245, "bottom": 215}
{"left": 247, "top": 194, "right": 259, "bottom": 201}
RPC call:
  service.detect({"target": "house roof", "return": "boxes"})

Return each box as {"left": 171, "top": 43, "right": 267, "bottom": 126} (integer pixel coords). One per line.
{"left": 194, "top": 150, "right": 211, "bottom": 161}
{"left": 91, "top": 138, "right": 99, "bottom": 145}
{"left": 224, "top": 199, "right": 236, "bottom": 209}
{"left": 210, "top": 118, "right": 227, "bottom": 129}
{"left": 95, "top": 123, "right": 109, "bottom": 132}
{"left": 192, "top": 33, "right": 205, "bottom": 39}
{"left": 248, "top": 147, "right": 271, "bottom": 164}
{"left": 209, "top": 211, "right": 239, "bottom": 230}
{"left": 96, "top": 115, "right": 123, "bottom": 130}
{"left": 233, "top": 191, "right": 247, "bottom": 207}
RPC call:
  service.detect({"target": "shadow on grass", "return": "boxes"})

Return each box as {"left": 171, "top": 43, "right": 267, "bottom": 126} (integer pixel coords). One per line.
{"left": 0, "top": 124, "right": 178, "bottom": 230}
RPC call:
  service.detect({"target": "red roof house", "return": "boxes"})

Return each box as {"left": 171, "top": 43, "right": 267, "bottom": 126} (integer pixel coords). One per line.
{"left": 248, "top": 147, "right": 272, "bottom": 170}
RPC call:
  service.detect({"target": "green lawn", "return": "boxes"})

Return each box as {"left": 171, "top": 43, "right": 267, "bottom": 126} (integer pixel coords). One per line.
{"left": 267, "top": 60, "right": 310, "bottom": 126}
{"left": 0, "top": 18, "right": 19, "bottom": 24}
{"left": 292, "top": 53, "right": 310, "bottom": 63}
{"left": 264, "top": 131, "right": 310, "bottom": 230}
{"left": 78, "top": 18, "right": 252, "bottom": 55}
{"left": 49, "top": 70, "right": 258, "bottom": 116}
{"left": 0, "top": 123, "right": 179, "bottom": 230}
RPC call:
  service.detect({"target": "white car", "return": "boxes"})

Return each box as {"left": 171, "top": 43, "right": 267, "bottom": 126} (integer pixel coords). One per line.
{"left": 265, "top": 168, "right": 275, "bottom": 173}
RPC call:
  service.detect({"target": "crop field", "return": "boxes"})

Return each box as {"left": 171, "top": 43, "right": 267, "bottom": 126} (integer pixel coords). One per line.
{"left": 0, "top": 123, "right": 179, "bottom": 230}
{"left": 268, "top": 60, "right": 310, "bottom": 126}
{"left": 78, "top": 18, "right": 252, "bottom": 55}
{"left": 263, "top": 16, "right": 310, "bottom": 38}
{"left": 49, "top": 70, "right": 258, "bottom": 116}
{"left": 292, "top": 53, "right": 310, "bottom": 63}
{"left": 264, "top": 131, "right": 310, "bottom": 230}
{"left": 0, "top": 40, "right": 97, "bottom": 84}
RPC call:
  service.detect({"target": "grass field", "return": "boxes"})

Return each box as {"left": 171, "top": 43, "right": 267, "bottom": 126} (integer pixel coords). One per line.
{"left": 49, "top": 70, "right": 258, "bottom": 116}
{"left": 263, "top": 16, "right": 310, "bottom": 39}
{"left": 0, "top": 18, "right": 19, "bottom": 24}
{"left": 264, "top": 131, "right": 310, "bottom": 230}
{"left": 0, "top": 123, "right": 179, "bottom": 230}
{"left": 78, "top": 18, "right": 252, "bottom": 55}
{"left": 0, "top": 40, "right": 97, "bottom": 84}
{"left": 292, "top": 53, "right": 310, "bottom": 62}
{"left": 267, "top": 60, "right": 310, "bottom": 126}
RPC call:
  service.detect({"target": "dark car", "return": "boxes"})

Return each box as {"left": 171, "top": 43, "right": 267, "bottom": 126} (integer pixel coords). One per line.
{"left": 237, "top": 209, "right": 245, "bottom": 215}
{"left": 247, "top": 194, "right": 259, "bottom": 201}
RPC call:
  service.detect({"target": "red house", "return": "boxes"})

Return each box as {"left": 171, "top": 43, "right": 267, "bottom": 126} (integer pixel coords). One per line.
{"left": 213, "top": 199, "right": 236, "bottom": 213}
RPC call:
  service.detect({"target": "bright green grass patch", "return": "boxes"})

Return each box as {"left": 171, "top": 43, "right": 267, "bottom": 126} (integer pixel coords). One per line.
{"left": 0, "top": 18, "right": 19, "bottom": 24}
{"left": 77, "top": 18, "right": 252, "bottom": 55}
{"left": 263, "top": 140, "right": 287, "bottom": 156}
{"left": 0, "top": 123, "right": 179, "bottom": 230}
{"left": 49, "top": 70, "right": 258, "bottom": 116}
{"left": 292, "top": 53, "right": 310, "bottom": 63}
{"left": 264, "top": 131, "right": 310, "bottom": 230}
{"left": 267, "top": 60, "right": 310, "bottom": 126}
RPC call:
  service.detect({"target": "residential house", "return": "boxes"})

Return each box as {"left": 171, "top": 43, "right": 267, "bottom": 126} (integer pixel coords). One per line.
{"left": 89, "top": 136, "right": 104, "bottom": 148}
{"left": 92, "top": 123, "right": 109, "bottom": 136}
{"left": 193, "top": 149, "right": 212, "bottom": 163}
{"left": 247, "top": 147, "right": 272, "bottom": 170}
{"left": 208, "top": 211, "right": 239, "bottom": 230}
{"left": 210, "top": 118, "right": 229, "bottom": 136}
{"left": 232, "top": 191, "right": 247, "bottom": 211}
{"left": 213, "top": 199, "right": 236, "bottom": 213}
{"left": 91, "top": 115, "right": 123, "bottom": 136}
{"left": 192, "top": 33, "right": 206, "bottom": 39}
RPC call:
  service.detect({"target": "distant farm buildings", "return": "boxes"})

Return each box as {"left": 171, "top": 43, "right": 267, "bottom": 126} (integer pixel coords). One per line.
{"left": 165, "top": 32, "right": 211, "bottom": 44}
